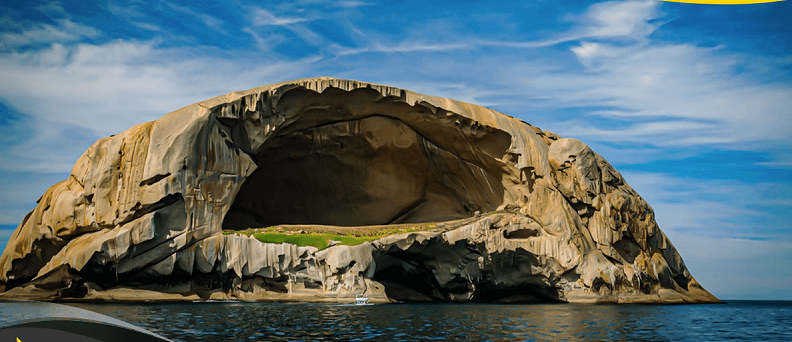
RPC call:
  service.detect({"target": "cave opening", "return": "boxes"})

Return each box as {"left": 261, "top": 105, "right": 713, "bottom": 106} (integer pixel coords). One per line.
{"left": 222, "top": 96, "right": 509, "bottom": 229}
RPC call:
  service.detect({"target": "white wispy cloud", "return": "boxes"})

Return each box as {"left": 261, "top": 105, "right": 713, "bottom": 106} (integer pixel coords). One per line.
{"left": 621, "top": 171, "right": 790, "bottom": 239}
{"left": 243, "top": 27, "right": 288, "bottom": 52}
{"left": 0, "top": 18, "right": 100, "bottom": 49}
{"left": 543, "top": 41, "right": 792, "bottom": 146}
{"left": 333, "top": 1, "right": 791, "bottom": 153}
{"left": 755, "top": 149, "right": 792, "bottom": 169}
{"left": 0, "top": 39, "right": 322, "bottom": 174}
{"left": 333, "top": 1, "right": 373, "bottom": 8}
{"left": 479, "top": 0, "right": 662, "bottom": 48}
{"left": 439, "top": 1, "right": 792, "bottom": 152}
{"left": 618, "top": 170, "right": 792, "bottom": 298}
{"left": 360, "top": 0, "right": 663, "bottom": 52}
{"left": 0, "top": 40, "right": 318, "bottom": 133}
{"left": 0, "top": 168, "right": 69, "bottom": 225}
{"left": 335, "top": 42, "right": 471, "bottom": 55}
{"left": 0, "top": 119, "right": 96, "bottom": 173}
{"left": 250, "top": 8, "right": 310, "bottom": 26}
{"left": 244, "top": 6, "right": 326, "bottom": 48}
{"left": 563, "top": 120, "right": 719, "bottom": 140}
{"left": 577, "top": 0, "right": 661, "bottom": 39}
{"left": 667, "top": 230, "right": 792, "bottom": 299}
{"left": 105, "top": 1, "right": 162, "bottom": 32}
{"left": 32, "top": 2, "right": 70, "bottom": 17}
{"left": 166, "top": 2, "right": 225, "bottom": 31}
{"left": 2, "top": 1, "right": 783, "bottom": 167}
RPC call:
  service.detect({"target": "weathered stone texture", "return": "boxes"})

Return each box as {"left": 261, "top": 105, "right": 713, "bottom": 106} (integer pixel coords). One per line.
{"left": 0, "top": 77, "right": 719, "bottom": 303}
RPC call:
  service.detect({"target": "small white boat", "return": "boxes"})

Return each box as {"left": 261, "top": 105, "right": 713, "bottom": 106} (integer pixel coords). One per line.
{"left": 355, "top": 296, "right": 369, "bottom": 305}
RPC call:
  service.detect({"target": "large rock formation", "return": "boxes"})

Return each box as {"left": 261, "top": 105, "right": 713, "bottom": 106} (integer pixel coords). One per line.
{"left": 0, "top": 77, "right": 719, "bottom": 303}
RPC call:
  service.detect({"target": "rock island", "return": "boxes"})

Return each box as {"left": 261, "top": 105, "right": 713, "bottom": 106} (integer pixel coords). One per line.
{"left": 0, "top": 77, "right": 720, "bottom": 304}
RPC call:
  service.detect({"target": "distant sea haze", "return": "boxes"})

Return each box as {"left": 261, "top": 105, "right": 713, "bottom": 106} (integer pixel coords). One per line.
{"left": 51, "top": 301, "right": 792, "bottom": 341}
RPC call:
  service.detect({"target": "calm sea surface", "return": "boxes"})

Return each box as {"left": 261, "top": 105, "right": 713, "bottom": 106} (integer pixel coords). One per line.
{"left": 66, "top": 301, "right": 791, "bottom": 341}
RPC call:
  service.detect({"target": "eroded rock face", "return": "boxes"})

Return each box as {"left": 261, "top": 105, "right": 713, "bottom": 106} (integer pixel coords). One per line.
{"left": 0, "top": 77, "right": 719, "bottom": 303}
{"left": 227, "top": 115, "right": 504, "bottom": 227}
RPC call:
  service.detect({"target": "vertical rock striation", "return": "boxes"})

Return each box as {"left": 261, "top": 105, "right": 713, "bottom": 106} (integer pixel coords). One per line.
{"left": 0, "top": 77, "right": 719, "bottom": 303}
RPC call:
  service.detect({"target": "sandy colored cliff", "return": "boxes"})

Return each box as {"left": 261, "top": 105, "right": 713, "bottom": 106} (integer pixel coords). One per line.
{"left": 0, "top": 77, "right": 719, "bottom": 304}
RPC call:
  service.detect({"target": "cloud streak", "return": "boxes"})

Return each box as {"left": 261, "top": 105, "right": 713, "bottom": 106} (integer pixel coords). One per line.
{"left": 0, "top": 40, "right": 320, "bottom": 134}
{"left": 322, "top": 1, "right": 790, "bottom": 153}
{"left": 250, "top": 8, "right": 310, "bottom": 26}
{"left": 0, "top": 18, "right": 100, "bottom": 49}
{"left": 0, "top": 38, "right": 322, "bottom": 175}
{"left": 622, "top": 171, "right": 791, "bottom": 240}
{"left": 620, "top": 170, "right": 792, "bottom": 298}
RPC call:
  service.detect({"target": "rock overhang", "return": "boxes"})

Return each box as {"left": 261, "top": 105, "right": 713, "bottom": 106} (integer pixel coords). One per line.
{"left": 217, "top": 85, "right": 517, "bottom": 228}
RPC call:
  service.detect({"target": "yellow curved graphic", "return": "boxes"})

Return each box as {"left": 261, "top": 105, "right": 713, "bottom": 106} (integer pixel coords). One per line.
{"left": 660, "top": 0, "right": 785, "bottom": 4}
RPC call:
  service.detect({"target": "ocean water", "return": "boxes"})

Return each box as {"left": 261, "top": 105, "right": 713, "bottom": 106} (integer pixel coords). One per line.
{"left": 62, "top": 300, "right": 792, "bottom": 341}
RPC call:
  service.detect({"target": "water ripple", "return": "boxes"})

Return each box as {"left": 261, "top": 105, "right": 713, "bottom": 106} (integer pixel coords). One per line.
{"left": 62, "top": 300, "right": 792, "bottom": 341}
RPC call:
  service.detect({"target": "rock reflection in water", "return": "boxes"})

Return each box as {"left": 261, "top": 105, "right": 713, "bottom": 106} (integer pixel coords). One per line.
{"left": 67, "top": 301, "right": 792, "bottom": 341}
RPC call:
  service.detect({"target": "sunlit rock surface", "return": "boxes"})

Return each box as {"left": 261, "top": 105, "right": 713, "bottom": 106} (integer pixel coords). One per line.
{"left": 0, "top": 77, "right": 719, "bottom": 303}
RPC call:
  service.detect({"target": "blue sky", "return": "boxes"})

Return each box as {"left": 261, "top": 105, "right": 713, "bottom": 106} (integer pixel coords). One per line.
{"left": 0, "top": 0, "right": 790, "bottom": 300}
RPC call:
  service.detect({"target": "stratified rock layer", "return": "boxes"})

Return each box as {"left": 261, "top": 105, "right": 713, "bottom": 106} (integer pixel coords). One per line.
{"left": 0, "top": 77, "right": 719, "bottom": 303}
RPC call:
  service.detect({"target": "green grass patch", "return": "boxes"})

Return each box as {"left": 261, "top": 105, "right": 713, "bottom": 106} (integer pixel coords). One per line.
{"left": 222, "top": 217, "right": 489, "bottom": 250}
{"left": 234, "top": 232, "right": 380, "bottom": 250}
